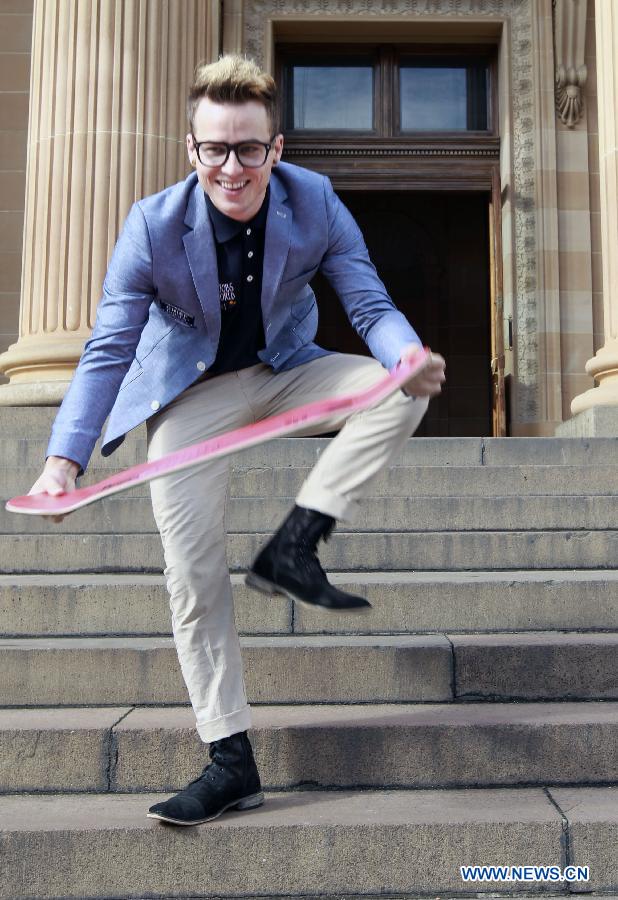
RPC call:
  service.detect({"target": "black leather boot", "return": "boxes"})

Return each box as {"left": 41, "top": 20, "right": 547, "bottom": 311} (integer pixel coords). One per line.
{"left": 147, "top": 731, "right": 263, "bottom": 825}
{"left": 245, "top": 504, "right": 371, "bottom": 612}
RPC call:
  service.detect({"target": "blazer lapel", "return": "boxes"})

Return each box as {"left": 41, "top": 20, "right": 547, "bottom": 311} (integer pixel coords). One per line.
{"left": 182, "top": 182, "right": 221, "bottom": 346}
{"left": 261, "top": 176, "right": 292, "bottom": 331}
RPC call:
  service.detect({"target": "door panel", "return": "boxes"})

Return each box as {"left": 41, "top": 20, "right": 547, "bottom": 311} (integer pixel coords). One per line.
{"left": 312, "top": 190, "right": 492, "bottom": 436}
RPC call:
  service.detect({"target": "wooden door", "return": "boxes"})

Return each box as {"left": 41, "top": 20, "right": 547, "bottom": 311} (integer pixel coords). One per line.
{"left": 311, "top": 190, "right": 494, "bottom": 437}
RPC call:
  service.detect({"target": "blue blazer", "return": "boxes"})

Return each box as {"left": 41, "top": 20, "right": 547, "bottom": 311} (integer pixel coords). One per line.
{"left": 47, "top": 162, "right": 421, "bottom": 472}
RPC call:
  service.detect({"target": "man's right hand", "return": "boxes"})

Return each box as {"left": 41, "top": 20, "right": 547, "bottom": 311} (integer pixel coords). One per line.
{"left": 28, "top": 456, "right": 80, "bottom": 523}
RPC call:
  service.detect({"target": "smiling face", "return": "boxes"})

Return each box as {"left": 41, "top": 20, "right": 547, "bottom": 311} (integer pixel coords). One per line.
{"left": 187, "top": 97, "right": 284, "bottom": 222}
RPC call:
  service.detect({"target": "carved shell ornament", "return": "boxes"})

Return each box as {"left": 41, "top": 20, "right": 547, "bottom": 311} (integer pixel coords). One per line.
{"left": 555, "top": 63, "right": 587, "bottom": 128}
{"left": 553, "top": 0, "right": 588, "bottom": 128}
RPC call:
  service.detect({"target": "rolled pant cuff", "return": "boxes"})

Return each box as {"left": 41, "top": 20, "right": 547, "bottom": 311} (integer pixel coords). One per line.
{"left": 295, "top": 485, "right": 358, "bottom": 525}
{"left": 195, "top": 705, "right": 253, "bottom": 744}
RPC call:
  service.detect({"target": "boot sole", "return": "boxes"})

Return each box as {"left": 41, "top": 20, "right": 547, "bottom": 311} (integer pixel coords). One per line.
{"left": 146, "top": 791, "right": 264, "bottom": 826}
{"left": 244, "top": 571, "right": 372, "bottom": 614}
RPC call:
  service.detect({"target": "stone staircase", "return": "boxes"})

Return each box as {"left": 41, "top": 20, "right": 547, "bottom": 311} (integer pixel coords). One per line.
{"left": 0, "top": 408, "right": 617, "bottom": 899}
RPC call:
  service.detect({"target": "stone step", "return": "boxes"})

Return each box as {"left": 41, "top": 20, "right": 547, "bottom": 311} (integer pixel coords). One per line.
{"left": 0, "top": 573, "right": 292, "bottom": 636}
{"left": 1, "top": 415, "right": 616, "bottom": 466}
{"left": 1, "top": 787, "right": 613, "bottom": 898}
{"left": 0, "top": 635, "right": 452, "bottom": 705}
{"left": 2, "top": 494, "right": 617, "bottom": 535}
{"left": 2, "top": 570, "right": 616, "bottom": 637}
{"left": 2, "top": 632, "right": 618, "bottom": 705}
{"left": 451, "top": 631, "right": 618, "bottom": 699}
{"left": 1, "top": 531, "right": 616, "bottom": 573}
{"left": 2, "top": 702, "right": 618, "bottom": 793}
{"left": 4, "top": 463, "right": 618, "bottom": 499}
{"left": 3, "top": 434, "right": 479, "bottom": 467}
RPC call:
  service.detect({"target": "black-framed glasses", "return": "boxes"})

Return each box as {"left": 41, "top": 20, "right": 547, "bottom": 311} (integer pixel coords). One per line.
{"left": 191, "top": 135, "right": 277, "bottom": 168}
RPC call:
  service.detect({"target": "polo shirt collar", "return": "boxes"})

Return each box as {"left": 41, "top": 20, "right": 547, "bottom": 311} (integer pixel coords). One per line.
{"left": 205, "top": 185, "right": 270, "bottom": 243}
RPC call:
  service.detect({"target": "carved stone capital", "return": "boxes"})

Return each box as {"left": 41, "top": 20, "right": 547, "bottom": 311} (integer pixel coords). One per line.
{"left": 553, "top": 0, "right": 588, "bottom": 127}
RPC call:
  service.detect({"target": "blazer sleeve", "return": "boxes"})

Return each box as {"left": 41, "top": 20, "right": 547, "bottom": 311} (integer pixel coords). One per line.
{"left": 46, "top": 202, "right": 155, "bottom": 473}
{"left": 318, "top": 176, "right": 423, "bottom": 371}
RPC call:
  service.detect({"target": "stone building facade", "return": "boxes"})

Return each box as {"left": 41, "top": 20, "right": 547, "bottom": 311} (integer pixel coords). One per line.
{"left": 0, "top": 0, "right": 616, "bottom": 437}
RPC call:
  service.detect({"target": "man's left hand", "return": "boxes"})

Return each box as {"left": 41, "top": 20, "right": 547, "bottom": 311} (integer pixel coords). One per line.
{"left": 399, "top": 345, "right": 446, "bottom": 398}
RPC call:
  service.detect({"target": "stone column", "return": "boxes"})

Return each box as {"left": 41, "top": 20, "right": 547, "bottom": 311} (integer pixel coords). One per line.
{"left": 569, "top": 0, "right": 618, "bottom": 419}
{"left": 0, "top": 0, "right": 219, "bottom": 404}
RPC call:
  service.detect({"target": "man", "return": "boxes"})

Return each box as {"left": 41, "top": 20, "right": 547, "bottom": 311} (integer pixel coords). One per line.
{"left": 29, "top": 55, "right": 446, "bottom": 826}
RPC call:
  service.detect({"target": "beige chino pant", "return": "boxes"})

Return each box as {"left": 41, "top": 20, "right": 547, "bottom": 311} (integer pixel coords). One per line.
{"left": 146, "top": 353, "right": 429, "bottom": 743}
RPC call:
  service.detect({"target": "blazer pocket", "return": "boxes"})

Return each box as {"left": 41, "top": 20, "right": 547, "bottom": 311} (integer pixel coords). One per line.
{"left": 118, "top": 359, "right": 144, "bottom": 391}
{"left": 135, "top": 321, "right": 177, "bottom": 363}
{"left": 291, "top": 295, "right": 318, "bottom": 343}
{"left": 291, "top": 296, "right": 316, "bottom": 324}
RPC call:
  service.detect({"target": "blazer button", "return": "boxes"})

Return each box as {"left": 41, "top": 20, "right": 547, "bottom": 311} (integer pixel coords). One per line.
{"left": 196, "top": 361, "right": 206, "bottom": 371}
{"left": 151, "top": 400, "right": 160, "bottom": 411}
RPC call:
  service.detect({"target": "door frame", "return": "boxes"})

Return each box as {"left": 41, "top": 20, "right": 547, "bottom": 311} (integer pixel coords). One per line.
{"left": 489, "top": 166, "right": 507, "bottom": 436}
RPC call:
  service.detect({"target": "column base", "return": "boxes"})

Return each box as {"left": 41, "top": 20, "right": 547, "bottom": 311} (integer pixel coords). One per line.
{"left": 0, "top": 333, "right": 86, "bottom": 389}
{"left": 555, "top": 405, "right": 618, "bottom": 437}
{"left": 569, "top": 340, "right": 618, "bottom": 417}
{"left": 0, "top": 381, "right": 71, "bottom": 406}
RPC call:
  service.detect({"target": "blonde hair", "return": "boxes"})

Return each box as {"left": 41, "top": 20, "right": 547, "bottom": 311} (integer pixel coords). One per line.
{"left": 187, "top": 55, "right": 278, "bottom": 133}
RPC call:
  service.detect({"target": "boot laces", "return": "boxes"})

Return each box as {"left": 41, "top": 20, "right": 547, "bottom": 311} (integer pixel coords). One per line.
{"left": 187, "top": 747, "right": 228, "bottom": 787}
{"left": 297, "top": 531, "right": 330, "bottom": 577}
{"left": 187, "top": 762, "right": 219, "bottom": 788}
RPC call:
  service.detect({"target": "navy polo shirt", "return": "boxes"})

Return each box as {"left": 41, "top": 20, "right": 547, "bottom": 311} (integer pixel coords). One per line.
{"left": 205, "top": 187, "right": 269, "bottom": 376}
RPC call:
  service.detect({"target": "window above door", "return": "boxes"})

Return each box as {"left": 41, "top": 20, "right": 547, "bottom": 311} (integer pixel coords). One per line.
{"left": 398, "top": 57, "right": 489, "bottom": 132}
{"left": 279, "top": 45, "right": 495, "bottom": 138}
{"left": 287, "top": 59, "right": 375, "bottom": 131}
